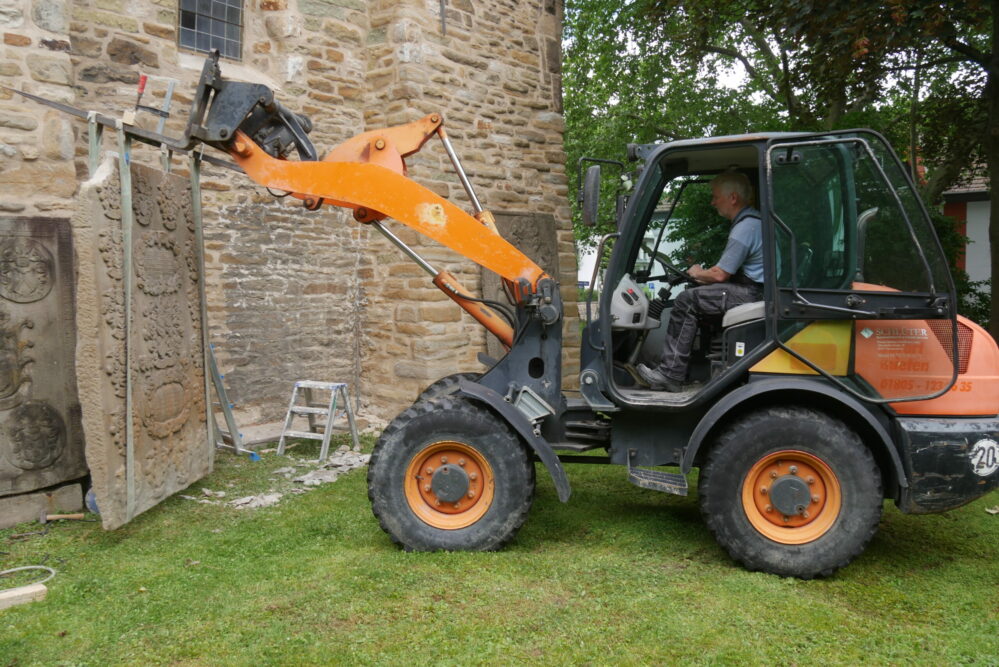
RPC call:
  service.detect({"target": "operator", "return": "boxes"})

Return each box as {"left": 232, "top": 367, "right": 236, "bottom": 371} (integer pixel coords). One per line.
{"left": 637, "top": 169, "right": 764, "bottom": 392}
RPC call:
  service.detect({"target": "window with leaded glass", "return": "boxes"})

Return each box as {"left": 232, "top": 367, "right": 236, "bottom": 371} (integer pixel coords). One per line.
{"left": 178, "top": 0, "right": 242, "bottom": 60}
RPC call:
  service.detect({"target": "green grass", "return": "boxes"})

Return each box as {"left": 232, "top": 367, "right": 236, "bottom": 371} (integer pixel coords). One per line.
{"left": 2, "top": 434, "right": 997, "bottom": 665}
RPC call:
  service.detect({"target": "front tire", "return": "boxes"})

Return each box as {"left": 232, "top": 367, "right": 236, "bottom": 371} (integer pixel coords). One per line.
{"left": 412, "top": 372, "right": 482, "bottom": 405}
{"left": 698, "top": 406, "right": 882, "bottom": 578}
{"left": 367, "top": 396, "right": 535, "bottom": 551}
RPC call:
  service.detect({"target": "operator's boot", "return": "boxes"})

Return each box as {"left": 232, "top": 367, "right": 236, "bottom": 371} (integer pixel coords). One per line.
{"left": 636, "top": 363, "right": 686, "bottom": 392}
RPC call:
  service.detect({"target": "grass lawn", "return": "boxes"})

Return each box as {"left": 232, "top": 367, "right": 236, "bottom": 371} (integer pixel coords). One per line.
{"left": 2, "top": 434, "right": 997, "bottom": 665}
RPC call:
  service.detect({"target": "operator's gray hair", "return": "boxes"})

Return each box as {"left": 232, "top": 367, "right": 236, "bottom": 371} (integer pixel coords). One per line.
{"left": 712, "top": 170, "right": 753, "bottom": 204}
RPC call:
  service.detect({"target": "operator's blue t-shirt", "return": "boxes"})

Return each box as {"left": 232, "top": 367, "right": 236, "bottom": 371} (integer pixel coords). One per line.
{"left": 717, "top": 207, "right": 764, "bottom": 283}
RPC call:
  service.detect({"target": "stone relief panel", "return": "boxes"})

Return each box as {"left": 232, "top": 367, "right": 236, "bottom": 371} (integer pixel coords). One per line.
{"left": 74, "top": 158, "right": 210, "bottom": 530}
{"left": 480, "top": 212, "right": 560, "bottom": 361}
{"left": 0, "top": 217, "right": 86, "bottom": 498}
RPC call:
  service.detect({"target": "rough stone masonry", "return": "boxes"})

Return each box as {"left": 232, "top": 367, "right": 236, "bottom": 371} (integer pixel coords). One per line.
{"left": 0, "top": 0, "right": 578, "bottom": 437}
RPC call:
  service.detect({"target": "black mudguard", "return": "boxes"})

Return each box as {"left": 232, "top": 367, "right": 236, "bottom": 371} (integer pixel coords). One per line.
{"left": 681, "top": 378, "right": 908, "bottom": 490}
{"left": 457, "top": 380, "right": 571, "bottom": 502}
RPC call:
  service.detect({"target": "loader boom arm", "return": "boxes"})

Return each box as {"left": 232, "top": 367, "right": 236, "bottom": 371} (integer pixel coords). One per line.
{"left": 227, "top": 129, "right": 546, "bottom": 289}
{"left": 183, "top": 52, "right": 557, "bottom": 348}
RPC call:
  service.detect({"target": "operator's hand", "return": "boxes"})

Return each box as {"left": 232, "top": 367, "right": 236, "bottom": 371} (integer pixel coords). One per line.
{"left": 688, "top": 263, "right": 731, "bottom": 285}
{"left": 687, "top": 263, "right": 709, "bottom": 284}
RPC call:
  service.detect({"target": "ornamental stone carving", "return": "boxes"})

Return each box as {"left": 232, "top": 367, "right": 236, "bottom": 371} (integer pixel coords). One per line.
{"left": 74, "top": 158, "right": 210, "bottom": 530}
{"left": 0, "top": 217, "right": 84, "bottom": 499}
{"left": 6, "top": 400, "right": 64, "bottom": 470}
{"left": 0, "top": 237, "right": 54, "bottom": 303}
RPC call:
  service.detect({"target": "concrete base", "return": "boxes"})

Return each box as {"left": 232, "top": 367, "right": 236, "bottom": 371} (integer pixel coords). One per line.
{"left": 0, "top": 483, "right": 83, "bottom": 529}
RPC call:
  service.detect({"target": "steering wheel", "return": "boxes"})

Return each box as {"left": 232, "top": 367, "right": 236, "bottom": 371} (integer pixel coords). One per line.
{"left": 642, "top": 243, "right": 697, "bottom": 286}
{"left": 664, "top": 263, "right": 698, "bottom": 287}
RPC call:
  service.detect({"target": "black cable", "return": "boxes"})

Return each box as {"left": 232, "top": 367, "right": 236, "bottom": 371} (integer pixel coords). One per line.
{"left": 452, "top": 292, "right": 517, "bottom": 328}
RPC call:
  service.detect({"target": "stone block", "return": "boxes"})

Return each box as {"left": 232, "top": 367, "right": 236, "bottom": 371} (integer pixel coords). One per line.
{"left": 40, "top": 38, "right": 69, "bottom": 51}
{"left": 266, "top": 13, "right": 302, "bottom": 42}
{"left": 78, "top": 63, "right": 140, "bottom": 84}
{"left": 298, "top": 0, "right": 346, "bottom": 19}
{"left": 418, "top": 302, "right": 462, "bottom": 324}
{"left": 70, "top": 7, "right": 137, "bottom": 32}
{"left": 143, "top": 22, "right": 174, "bottom": 40}
{"left": 95, "top": 0, "right": 123, "bottom": 12}
{"left": 1, "top": 161, "right": 77, "bottom": 198}
{"left": 0, "top": 483, "right": 82, "bottom": 529}
{"left": 70, "top": 34, "right": 103, "bottom": 57}
{"left": 26, "top": 54, "right": 72, "bottom": 86}
{"left": 0, "top": 217, "right": 86, "bottom": 499}
{"left": 0, "top": 1, "right": 23, "bottom": 28}
{"left": 74, "top": 157, "right": 211, "bottom": 530}
{"left": 42, "top": 112, "right": 74, "bottom": 160}
{"left": 0, "top": 114, "right": 38, "bottom": 131}
{"left": 107, "top": 37, "right": 159, "bottom": 67}
{"left": 3, "top": 32, "right": 28, "bottom": 46}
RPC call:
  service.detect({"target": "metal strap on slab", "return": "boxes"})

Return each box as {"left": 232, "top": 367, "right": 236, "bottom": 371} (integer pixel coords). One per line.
{"left": 116, "top": 120, "right": 136, "bottom": 522}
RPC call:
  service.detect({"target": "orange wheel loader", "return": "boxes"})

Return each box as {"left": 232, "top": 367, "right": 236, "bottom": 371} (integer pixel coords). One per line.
{"left": 180, "top": 52, "right": 997, "bottom": 578}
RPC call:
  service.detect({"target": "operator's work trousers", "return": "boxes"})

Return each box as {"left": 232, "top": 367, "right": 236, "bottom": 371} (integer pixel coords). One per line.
{"left": 657, "top": 281, "right": 763, "bottom": 382}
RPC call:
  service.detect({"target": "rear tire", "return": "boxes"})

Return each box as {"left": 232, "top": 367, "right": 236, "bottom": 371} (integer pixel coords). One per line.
{"left": 367, "top": 396, "right": 534, "bottom": 551}
{"left": 413, "top": 372, "right": 482, "bottom": 405}
{"left": 698, "top": 406, "right": 882, "bottom": 578}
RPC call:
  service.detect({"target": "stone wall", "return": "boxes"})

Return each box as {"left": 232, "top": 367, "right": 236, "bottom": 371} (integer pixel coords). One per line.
{"left": 1, "top": 0, "right": 578, "bottom": 430}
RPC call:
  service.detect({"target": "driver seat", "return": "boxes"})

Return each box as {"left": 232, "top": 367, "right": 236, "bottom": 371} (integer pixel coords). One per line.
{"left": 722, "top": 300, "right": 765, "bottom": 328}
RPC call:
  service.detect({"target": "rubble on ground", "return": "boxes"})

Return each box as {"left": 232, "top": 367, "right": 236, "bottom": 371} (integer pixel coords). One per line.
{"left": 178, "top": 445, "right": 370, "bottom": 511}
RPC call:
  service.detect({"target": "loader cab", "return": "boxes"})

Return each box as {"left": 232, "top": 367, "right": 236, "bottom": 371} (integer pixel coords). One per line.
{"left": 581, "top": 130, "right": 958, "bottom": 410}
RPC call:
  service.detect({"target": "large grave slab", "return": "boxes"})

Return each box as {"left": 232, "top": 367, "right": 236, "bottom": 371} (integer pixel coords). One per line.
{"left": 481, "top": 212, "right": 560, "bottom": 361}
{"left": 0, "top": 217, "right": 86, "bottom": 498}
{"left": 74, "top": 157, "right": 211, "bottom": 529}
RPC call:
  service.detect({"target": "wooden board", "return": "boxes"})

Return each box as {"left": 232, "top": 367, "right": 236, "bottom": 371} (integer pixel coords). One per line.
{"left": 0, "top": 582, "right": 47, "bottom": 610}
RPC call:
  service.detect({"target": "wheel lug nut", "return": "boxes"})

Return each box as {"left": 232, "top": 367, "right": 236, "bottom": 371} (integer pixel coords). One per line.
{"left": 769, "top": 471, "right": 778, "bottom": 479}
{"left": 458, "top": 459, "right": 466, "bottom": 466}
{"left": 424, "top": 485, "right": 431, "bottom": 492}
{"left": 469, "top": 473, "right": 477, "bottom": 480}
{"left": 426, "top": 467, "right": 434, "bottom": 474}
{"left": 760, "top": 487, "right": 768, "bottom": 495}
{"left": 453, "top": 503, "right": 460, "bottom": 509}
{"left": 441, "top": 456, "right": 448, "bottom": 463}
{"left": 812, "top": 494, "right": 820, "bottom": 503}
{"left": 789, "top": 465, "right": 798, "bottom": 475}
{"left": 467, "top": 491, "right": 475, "bottom": 498}
{"left": 802, "top": 510, "right": 810, "bottom": 519}
{"left": 435, "top": 500, "right": 441, "bottom": 506}
{"left": 765, "top": 505, "right": 773, "bottom": 513}
{"left": 782, "top": 515, "right": 790, "bottom": 523}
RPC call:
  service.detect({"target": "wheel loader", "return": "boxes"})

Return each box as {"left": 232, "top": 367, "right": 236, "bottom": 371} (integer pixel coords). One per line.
{"left": 154, "top": 53, "right": 999, "bottom": 577}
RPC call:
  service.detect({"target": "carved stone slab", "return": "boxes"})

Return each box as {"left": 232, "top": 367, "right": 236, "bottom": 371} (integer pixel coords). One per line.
{"left": 0, "top": 217, "right": 86, "bottom": 497}
{"left": 74, "top": 157, "right": 211, "bottom": 529}
{"left": 481, "top": 212, "right": 560, "bottom": 360}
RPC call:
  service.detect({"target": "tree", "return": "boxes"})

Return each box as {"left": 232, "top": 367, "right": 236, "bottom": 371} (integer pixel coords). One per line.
{"left": 564, "top": 0, "right": 995, "bottom": 332}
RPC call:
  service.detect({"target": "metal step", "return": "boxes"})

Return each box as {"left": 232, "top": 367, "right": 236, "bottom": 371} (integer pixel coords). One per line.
{"left": 281, "top": 430, "right": 325, "bottom": 441}
{"left": 290, "top": 406, "right": 329, "bottom": 416}
{"left": 627, "top": 461, "right": 688, "bottom": 496}
{"left": 565, "top": 431, "right": 610, "bottom": 443}
{"left": 552, "top": 442, "right": 603, "bottom": 453}
{"left": 295, "top": 380, "right": 342, "bottom": 390}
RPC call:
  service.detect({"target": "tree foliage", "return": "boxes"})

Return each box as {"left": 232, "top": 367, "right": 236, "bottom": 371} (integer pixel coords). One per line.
{"left": 564, "top": 0, "right": 996, "bottom": 330}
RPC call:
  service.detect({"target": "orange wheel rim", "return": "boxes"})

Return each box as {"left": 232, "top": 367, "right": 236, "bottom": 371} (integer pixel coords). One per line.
{"left": 404, "top": 440, "right": 495, "bottom": 529}
{"left": 741, "top": 450, "right": 842, "bottom": 545}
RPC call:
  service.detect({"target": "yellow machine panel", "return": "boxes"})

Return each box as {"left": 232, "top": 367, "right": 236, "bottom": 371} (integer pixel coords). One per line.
{"left": 751, "top": 321, "right": 853, "bottom": 376}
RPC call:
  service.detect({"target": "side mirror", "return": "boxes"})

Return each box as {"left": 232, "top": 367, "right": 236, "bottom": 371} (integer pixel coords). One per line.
{"left": 582, "top": 165, "right": 601, "bottom": 227}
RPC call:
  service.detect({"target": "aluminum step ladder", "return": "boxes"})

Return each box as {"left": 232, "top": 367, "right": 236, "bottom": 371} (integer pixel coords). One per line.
{"left": 277, "top": 381, "right": 359, "bottom": 461}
